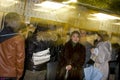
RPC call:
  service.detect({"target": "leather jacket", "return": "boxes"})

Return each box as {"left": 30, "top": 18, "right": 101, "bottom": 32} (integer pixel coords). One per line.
{"left": 0, "top": 28, "right": 25, "bottom": 79}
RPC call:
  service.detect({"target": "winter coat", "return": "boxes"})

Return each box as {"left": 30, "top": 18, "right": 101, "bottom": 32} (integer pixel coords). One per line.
{"left": 25, "top": 35, "right": 55, "bottom": 71}
{"left": 0, "top": 27, "right": 25, "bottom": 80}
{"left": 57, "top": 40, "right": 86, "bottom": 80}
{"left": 92, "top": 41, "right": 112, "bottom": 80}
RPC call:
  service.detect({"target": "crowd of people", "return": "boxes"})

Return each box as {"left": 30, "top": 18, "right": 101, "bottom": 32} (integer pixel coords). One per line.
{"left": 0, "top": 12, "right": 120, "bottom": 80}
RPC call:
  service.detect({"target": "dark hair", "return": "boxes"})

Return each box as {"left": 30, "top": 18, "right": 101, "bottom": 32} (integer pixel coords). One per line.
{"left": 33, "top": 26, "right": 49, "bottom": 34}
{"left": 70, "top": 31, "right": 80, "bottom": 37}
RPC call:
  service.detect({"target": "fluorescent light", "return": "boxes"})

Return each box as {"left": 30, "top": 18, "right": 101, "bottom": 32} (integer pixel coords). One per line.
{"left": 34, "top": 1, "right": 65, "bottom": 9}
{"left": 112, "top": 23, "right": 120, "bottom": 25}
{"left": 62, "top": 0, "right": 77, "bottom": 4}
{"left": 69, "top": 0, "right": 77, "bottom": 2}
{"left": 89, "top": 13, "right": 120, "bottom": 20}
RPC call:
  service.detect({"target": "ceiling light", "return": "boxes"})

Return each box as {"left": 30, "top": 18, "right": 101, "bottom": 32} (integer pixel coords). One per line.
{"left": 112, "top": 23, "right": 120, "bottom": 25}
{"left": 34, "top": 1, "right": 66, "bottom": 10}
{"left": 62, "top": 0, "right": 77, "bottom": 4}
{"left": 89, "top": 13, "right": 120, "bottom": 20}
{"left": 69, "top": 0, "right": 77, "bottom": 2}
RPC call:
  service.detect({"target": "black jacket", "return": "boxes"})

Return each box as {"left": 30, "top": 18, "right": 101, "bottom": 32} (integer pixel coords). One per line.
{"left": 25, "top": 35, "right": 58, "bottom": 71}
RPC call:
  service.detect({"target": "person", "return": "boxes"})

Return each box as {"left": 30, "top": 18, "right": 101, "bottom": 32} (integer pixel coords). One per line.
{"left": 0, "top": 12, "right": 25, "bottom": 80}
{"left": 116, "top": 48, "right": 120, "bottom": 80}
{"left": 82, "top": 32, "right": 103, "bottom": 80}
{"left": 82, "top": 32, "right": 98, "bottom": 67}
{"left": 24, "top": 26, "right": 56, "bottom": 80}
{"left": 79, "top": 30, "right": 87, "bottom": 45}
{"left": 91, "top": 33, "right": 112, "bottom": 80}
{"left": 109, "top": 43, "right": 119, "bottom": 77}
{"left": 47, "top": 33, "right": 64, "bottom": 80}
{"left": 57, "top": 31, "right": 86, "bottom": 80}
{"left": 112, "top": 43, "right": 120, "bottom": 80}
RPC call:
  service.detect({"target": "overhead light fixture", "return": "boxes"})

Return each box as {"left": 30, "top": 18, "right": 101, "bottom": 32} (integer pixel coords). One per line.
{"left": 62, "top": 0, "right": 77, "bottom": 4}
{"left": 89, "top": 13, "right": 120, "bottom": 20}
{"left": 112, "top": 23, "right": 120, "bottom": 25}
{"left": 69, "top": 0, "right": 77, "bottom": 2}
{"left": 0, "top": 0, "right": 18, "bottom": 7}
{"left": 34, "top": 1, "right": 66, "bottom": 10}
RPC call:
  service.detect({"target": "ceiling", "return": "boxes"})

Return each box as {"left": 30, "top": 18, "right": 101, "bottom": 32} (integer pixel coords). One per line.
{"left": 78, "top": 0, "right": 120, "bottom": 14}
{"left": 0, "top": 0, "right": 120, "bottom": 34}
{"left": 0, "top": 0, "right": 120, "bottom": 15}
{"left": 53, "top": 0, "right": 120, "bottom": 14}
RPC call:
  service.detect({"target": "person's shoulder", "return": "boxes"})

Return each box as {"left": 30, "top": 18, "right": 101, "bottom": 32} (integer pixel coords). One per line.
{"left": 12, "top": 34, "right": 25, "bottom": 42}
{"left": 15, "top": 34, "right": 24, "bottom": 39}
{"left": 97, "top": 41, "right": 104, "bottom": 46}
{"left": 104, "top": 41, "right": 111, "bottom": 44}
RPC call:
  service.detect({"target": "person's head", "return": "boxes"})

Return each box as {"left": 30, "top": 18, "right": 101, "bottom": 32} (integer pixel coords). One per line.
{"left": 70, "top": 31, "right": 80, "bottom": 43}
{"left": 80, "top": 30, "right": 87, "bottom": 37}
{"left": 96, "top": 33, "right": 109, "bottom": 42}
{"left": 5, "top": 12, "right": 22, "bottom": 32}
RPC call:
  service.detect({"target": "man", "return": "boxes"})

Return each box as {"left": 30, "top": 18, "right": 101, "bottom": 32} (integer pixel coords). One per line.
{"left": 0, "top": 12, "right": 25, "bottom": 80}
{"left": 80, "top": 32, "right": 97, "bottom": 67}
{"left": 24, "top": 26, "right": 56, "bottom": 80}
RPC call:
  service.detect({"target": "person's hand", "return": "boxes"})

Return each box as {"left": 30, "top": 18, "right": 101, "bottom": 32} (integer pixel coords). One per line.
{"left": 66, "top": 65, "right": 72, "bottom": 71}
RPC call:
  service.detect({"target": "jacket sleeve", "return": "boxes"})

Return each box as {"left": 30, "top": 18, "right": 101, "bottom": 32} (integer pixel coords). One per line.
{"left": 16, "top": 36, "right": 25, "bottom": 80}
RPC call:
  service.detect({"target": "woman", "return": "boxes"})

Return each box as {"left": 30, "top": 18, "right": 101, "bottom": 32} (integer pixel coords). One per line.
{"left": 57, "top": 31, "right": 86, "bottom": 80}
{"left": 91, "top": 33, "right": 112, "bottom": 80}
